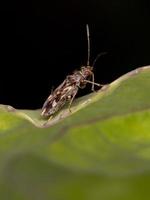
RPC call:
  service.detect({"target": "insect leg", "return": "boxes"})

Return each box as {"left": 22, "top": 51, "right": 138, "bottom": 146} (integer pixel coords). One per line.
{"left": 68, "top": 88, "right": 78, "bottom": 113}
{"left": 84, "top": 79, "right": 104, "bottom": 89}
{"left": 43, "top": 115, "right": 53, "bottom": 126}
{"left": 91, "top": 72, "right": 95, "bottom": 91}
{"left": 91, "top": 72, "right": 105, "bottom": 91}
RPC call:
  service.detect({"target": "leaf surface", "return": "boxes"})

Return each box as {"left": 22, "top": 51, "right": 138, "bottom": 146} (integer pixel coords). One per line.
{"left": 0, "top": 66, "right": 150, "bottom": 200}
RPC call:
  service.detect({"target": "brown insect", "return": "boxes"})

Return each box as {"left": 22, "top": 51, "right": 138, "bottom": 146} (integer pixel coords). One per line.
{"left": 41, "top": 25, "right": 105, "bottom": 118}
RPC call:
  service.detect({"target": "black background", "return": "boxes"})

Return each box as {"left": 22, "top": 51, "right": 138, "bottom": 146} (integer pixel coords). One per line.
{"left": 1, "top": 0, "right": 150, "bottom": 109}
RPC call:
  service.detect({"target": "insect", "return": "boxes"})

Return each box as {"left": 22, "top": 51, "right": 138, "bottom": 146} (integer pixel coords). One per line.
{"left": 41, "top": 25, "right": 105, "bottom": 118}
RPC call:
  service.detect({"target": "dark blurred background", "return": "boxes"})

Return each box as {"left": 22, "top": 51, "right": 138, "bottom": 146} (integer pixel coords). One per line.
{"left": 0, "top": 0, "right": 150, "bottom": 109}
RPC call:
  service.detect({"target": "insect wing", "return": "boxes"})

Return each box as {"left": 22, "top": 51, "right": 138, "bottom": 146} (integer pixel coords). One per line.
{"left": 41, "top": 79, "right": 68, "bottom": 117}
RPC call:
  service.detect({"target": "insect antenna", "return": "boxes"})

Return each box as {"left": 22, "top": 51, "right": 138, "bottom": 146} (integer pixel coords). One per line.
{"left": 86, "top": 25, "right": 107, "bottom": 67}
{"left": 86, "top": 24, "right": 90, "bottom": 66}
{"left": 92, "top": 52, "right": 107, "bottom": 68}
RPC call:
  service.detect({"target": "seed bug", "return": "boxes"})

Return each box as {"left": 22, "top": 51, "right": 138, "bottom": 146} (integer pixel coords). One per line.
{"left": 41, "top": 25, "right": 105, "bottom": 118}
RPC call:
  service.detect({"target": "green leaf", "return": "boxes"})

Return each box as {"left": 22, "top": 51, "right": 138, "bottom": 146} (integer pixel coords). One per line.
{"left": 0, "top": 66, "right": 150, "bottom": 200}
